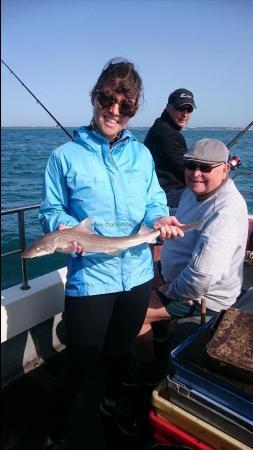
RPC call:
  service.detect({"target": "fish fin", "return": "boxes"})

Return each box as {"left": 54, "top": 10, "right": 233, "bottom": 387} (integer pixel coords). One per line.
{"left": 148, "top": 234, "right": 160, "bottom": 244}
{"left": 65, "top": 242, "right": 78, "bottom": 254}
{"left": 138, "top": 224, "right": 152, "bottom": 234}
{"left": 138, "top": 224, "right": 160, "bottom": 244}
{"left": 73, "top": 217, "right": 95, "bottom": 234}
{"left": 56, "top": 242, "right": 77, "bottom": 254}
{"left": 106, "top": 250, "right": 122, "bottom": 256}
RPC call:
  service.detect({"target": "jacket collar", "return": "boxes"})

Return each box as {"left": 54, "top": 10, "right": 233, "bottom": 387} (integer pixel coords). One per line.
{"left": 160, "top": 108, "right": 182, "bottom": 131}
{"left": 73, "top": 125, "right": 131, "bottom": 144}
{"left": 73, "top": 126, "right": 133, "bottom": 152}
{"left": 196, "top": 178, "right": 229, "bottom": 202}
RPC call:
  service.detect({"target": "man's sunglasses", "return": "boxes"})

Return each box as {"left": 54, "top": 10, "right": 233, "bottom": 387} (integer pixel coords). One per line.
{"left": 96, "top": 91, "right": 137, "bottom": 117}
{"left": 184, "top": 161, "right": 224, "bottom": 173}
{"left": 175, "top": 106, "right": 194, "bottom": 113}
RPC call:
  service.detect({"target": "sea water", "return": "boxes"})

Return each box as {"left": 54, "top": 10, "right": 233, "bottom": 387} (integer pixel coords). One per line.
{"left": 1, "top": 127, "right": 253, "bottom": 289}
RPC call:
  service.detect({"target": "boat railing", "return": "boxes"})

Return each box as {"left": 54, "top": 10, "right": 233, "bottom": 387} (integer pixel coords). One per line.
{"left": 1, "top": 204, "right": 40, "bottom": 290}
{"left": 2, "top": 205, "right": 252, "bottom": 293}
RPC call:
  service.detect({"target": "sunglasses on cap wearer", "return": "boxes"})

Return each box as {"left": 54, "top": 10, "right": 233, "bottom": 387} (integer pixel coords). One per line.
{"left": 184, "top": 161, "right": 225, "bottom": 173}
{"left": 96, "top": 90, "right": 137, "bottom": 118}
{"left": 175, "top": 105, "right": 194, "bottom": 113}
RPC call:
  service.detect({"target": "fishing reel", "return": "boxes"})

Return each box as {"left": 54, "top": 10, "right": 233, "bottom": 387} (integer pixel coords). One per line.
{"left": 228, "top": 155, "right": 241, "bottom": 171}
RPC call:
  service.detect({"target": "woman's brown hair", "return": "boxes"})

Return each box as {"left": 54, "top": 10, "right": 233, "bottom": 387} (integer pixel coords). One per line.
{"left": 91, "top": 57, "right": 143, "bottom": 110}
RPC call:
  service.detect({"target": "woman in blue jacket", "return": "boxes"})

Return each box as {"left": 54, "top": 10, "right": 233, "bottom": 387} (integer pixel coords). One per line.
{"left": 39, "top": 57, "right": 183, "bottom": 448}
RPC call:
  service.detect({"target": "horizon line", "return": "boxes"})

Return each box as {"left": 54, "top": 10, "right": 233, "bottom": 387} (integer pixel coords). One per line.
{"left": 2, "top": 125, "right": 250, "bottom": 130}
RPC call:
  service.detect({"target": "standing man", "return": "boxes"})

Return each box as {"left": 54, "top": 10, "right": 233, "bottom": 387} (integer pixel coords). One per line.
{"left": 144, "top": 88, "right": 196, "bottom": 207}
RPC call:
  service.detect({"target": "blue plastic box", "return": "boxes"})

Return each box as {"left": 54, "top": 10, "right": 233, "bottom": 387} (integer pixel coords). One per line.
{"left": 167, "top": 375, "right": 253, "bottom": 446}
{"left": 170, "top": 318, "right": 253, "bottom": 421}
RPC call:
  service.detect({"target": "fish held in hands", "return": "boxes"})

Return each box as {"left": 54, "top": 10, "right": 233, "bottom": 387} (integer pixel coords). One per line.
{"left": 21, "top": 219, "right": 160, "bottom": 258}
{"left": 21, "top": 218, "right": 204, "bottom": 259}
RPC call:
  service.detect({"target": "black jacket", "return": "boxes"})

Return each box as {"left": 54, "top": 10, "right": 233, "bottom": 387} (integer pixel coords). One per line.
{"left": 144, "top": 109, "right": 187, "bottom": 191}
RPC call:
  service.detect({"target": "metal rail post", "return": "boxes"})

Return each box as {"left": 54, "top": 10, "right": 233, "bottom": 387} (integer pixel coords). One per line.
{"left": 18, "top": 210, "right": 30, "bottom": 290}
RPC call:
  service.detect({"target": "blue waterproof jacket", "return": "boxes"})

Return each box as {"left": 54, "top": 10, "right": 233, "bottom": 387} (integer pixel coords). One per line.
{"left": 39, "top": 126, "right": 169, "bottom": 296}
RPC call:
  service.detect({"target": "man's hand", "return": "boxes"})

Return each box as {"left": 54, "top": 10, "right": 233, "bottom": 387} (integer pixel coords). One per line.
{"left": 157, "top": 283, "right": 170, "bottom": 295}
{"left": 183, "top": 299, "right": 195, "bottom": 306}
{"left": 158, "top": 284, "right": 195, "bottom": 306}
{"left": 153, "top": 216, "right": 184, "bottom": 240}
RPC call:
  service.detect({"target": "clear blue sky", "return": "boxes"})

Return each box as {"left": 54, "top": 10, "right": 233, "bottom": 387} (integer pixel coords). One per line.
{"left": 2, "top": 0, "right": 253, "bottom": 128}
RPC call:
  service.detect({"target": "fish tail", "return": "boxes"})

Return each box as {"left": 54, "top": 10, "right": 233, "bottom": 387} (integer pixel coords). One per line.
{"left": 182, "top": 220, "right": 205, "bottom": 232}
{"left": 194, "top": 220, "right": 205, "bottom": 230}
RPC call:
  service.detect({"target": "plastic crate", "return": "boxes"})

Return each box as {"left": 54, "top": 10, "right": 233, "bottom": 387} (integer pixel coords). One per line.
{"left": 167, "top": 376, "right": 253, "bottom": 447}
{"left": 169, "top": 318, "right": 253, "bottom": 421}
{"left": 149, "top": 410, "right": 214, "bottom": 450}
{"left": 151, "top": 381, "right": 253, "bottom": 450}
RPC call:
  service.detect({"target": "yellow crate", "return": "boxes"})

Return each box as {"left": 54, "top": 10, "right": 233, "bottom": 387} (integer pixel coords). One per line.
{"left": 151, "top": 381, "right": 253, "bottom": 450}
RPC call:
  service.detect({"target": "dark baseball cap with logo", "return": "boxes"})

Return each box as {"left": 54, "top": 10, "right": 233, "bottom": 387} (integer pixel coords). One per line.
{"left": 168, "top": 88, "right": 196, "bottom": 109}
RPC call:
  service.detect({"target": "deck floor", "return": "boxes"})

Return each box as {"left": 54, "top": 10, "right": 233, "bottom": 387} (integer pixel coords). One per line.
{"left": 2, "top": 283, "right": 252, "bottom": 450}
{"left": 2, "top": 321, "right": 200, "bottom": 450}
{"left": 1, "top": 350, "right": 154, "bottom": 450}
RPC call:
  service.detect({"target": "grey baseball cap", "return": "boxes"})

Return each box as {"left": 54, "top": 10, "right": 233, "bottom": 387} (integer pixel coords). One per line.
{"left": 184, "top": 138, "right": 229, "bottom": 164}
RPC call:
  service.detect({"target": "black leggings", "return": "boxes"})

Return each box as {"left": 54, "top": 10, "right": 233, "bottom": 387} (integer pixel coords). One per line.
{"left": 65, "top": 279, "right": 153, "bottom": 393}
{"left": 64, "top": 281, "right": 152, "bottom": 449}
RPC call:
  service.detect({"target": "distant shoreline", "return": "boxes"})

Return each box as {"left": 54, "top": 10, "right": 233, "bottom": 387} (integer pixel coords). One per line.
{"left": 2, "top": 126, "right": 252, "bottom": 130}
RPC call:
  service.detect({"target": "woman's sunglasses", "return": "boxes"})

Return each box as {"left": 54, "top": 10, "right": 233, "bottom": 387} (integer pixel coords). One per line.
{"left": 96, "top": 91, "right": 137, "bottom": 118}
{"left": 175, "top": 106, "right": 194, "bottom": 113}
{"left": 184, "top": 161, "right": 224, "bottom": 173}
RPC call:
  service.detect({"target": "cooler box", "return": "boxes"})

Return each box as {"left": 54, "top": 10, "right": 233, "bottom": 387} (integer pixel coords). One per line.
{"left": 169, "top": 314, "right": 253, "bottom": 421}
{"left": 167, "top": 376, "right": 253, "bottom": 447}
{"left": 151, "top": 381, "right": 253, "bottom": 450}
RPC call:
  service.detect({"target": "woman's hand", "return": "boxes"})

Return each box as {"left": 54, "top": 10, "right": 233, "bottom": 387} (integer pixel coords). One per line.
{"left": 153, "top": 216, "right": 184, "bottom": 240}
{"left": 58, "top": 224, "right": 83, "bottom": 254}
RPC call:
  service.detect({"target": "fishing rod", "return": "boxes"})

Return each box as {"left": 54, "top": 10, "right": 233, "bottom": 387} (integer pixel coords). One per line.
{"left": 2, "top": 58, "right": 252, "bottom": 161}
{"left": 1, "top": 59, "right": 74, "bottom": 141}
{"left": 226, "top": 119, "right": 253, "bottom": 170}
{"left": 227, "top": 120, "right": 253, "bottom": 149}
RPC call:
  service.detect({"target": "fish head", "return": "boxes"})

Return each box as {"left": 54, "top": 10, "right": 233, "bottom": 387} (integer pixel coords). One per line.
{"left": 21, "top": 238, "right": 55, "bottom": 258}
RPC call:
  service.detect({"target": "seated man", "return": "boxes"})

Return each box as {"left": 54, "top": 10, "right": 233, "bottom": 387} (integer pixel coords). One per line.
{"left": 135, "top": 138, "right": 248, "bottom": 368}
